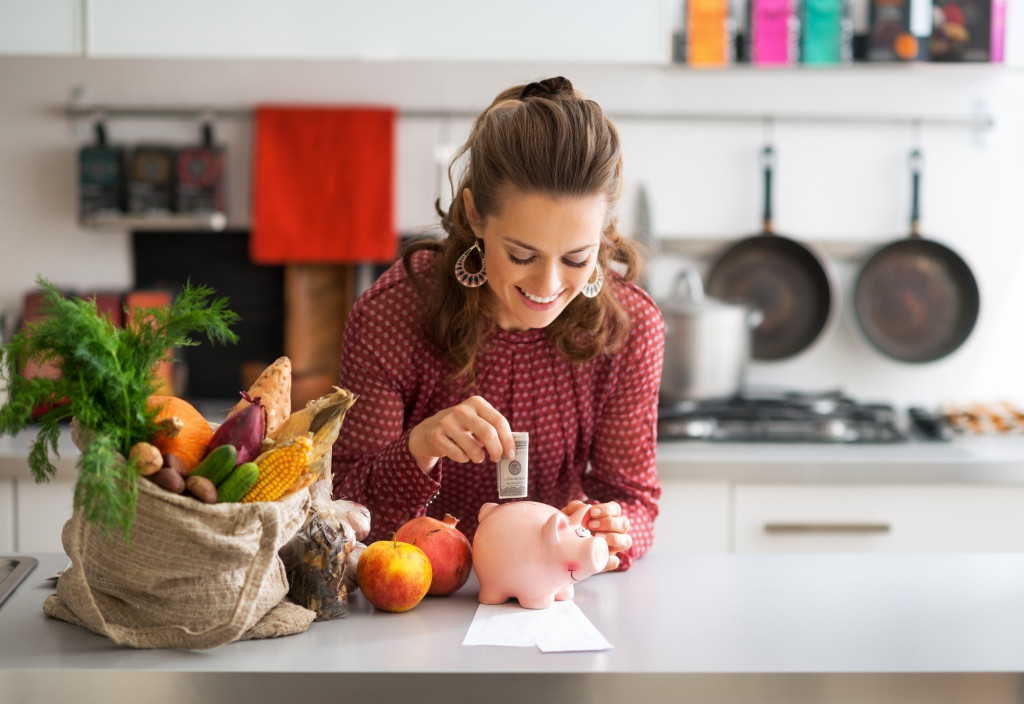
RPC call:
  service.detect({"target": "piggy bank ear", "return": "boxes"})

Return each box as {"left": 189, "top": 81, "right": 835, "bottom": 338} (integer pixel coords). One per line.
{"left": 568, "top": 503, "right": 590, "bottom": 526}
{"left": 479, "top": 502, "right": 499, "bottom": 522}
{"left": 543, "top": 510, "right": 570, "bottom": 545}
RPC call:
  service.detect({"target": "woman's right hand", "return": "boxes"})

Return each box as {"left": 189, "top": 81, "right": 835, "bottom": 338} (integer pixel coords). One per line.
{"left": 408, "top": 395, "right": 516, "bottom": 474}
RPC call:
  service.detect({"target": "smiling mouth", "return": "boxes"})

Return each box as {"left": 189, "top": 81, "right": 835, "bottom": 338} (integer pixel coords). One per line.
{"left": 518, "top": 287, "right": 560, "bottom": 304}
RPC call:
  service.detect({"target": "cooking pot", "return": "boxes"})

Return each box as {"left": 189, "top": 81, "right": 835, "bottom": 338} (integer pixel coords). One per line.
{"left": 659, "top": 270, "right": 763, "bottom": 403}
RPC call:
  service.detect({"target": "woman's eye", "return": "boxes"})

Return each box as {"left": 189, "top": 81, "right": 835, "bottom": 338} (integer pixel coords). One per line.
{"left": 562, "top": 257, "right": 589, "bottom": 269}
{"left": 507, "top": 253, "right": 535, "bottom": 266}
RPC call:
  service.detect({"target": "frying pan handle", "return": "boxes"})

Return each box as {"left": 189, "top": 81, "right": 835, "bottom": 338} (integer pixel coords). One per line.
{"left": 761, "top": 145, "right": 774, "bottom": 232}
{"left": 909, "top": 149, "right": 922, "bottom": 238}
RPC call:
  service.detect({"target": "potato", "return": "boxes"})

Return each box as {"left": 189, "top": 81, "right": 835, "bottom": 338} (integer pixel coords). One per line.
{"left": 163, "top": 452, "right": 188, "bottom": 477}
{"left": 185, "top": 475, "right": 218, "bottom": 504}
{"left": 128, "top": 442, "right": 162, "bottom": 476}
{"left": 148, "top": 466, "right": 185, "bottom": 494}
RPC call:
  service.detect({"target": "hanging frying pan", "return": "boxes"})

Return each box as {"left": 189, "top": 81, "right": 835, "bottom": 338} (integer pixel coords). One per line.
{"left": 706, "top": 145, "right": 837, "bottom": 361}
{"left": 852, "top": 149, "right": 979, "bottom": 363}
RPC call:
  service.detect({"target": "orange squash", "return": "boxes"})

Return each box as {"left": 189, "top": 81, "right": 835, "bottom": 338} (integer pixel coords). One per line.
{"left": 148, "top": 395, "right": 213, "bottom": 472}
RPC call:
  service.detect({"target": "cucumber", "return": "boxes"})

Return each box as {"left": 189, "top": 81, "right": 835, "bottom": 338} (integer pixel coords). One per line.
{"left": 190, "top": 444, "right": 238, "bottom": 486}
{"left": 217, "top": 462, "right": 259, "bottom": 503}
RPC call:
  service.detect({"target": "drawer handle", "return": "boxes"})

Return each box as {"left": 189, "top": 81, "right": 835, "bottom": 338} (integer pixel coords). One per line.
{"left": 764, "top": 522, "right": 891, "bottom": 534}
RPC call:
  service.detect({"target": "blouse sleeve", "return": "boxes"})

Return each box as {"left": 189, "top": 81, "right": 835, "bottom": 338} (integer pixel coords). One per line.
{"left": 584, "top": 287, "right": 665, "bottom": 570}
{"left": 330, "top": 293, "right": 441, "bottom": 541}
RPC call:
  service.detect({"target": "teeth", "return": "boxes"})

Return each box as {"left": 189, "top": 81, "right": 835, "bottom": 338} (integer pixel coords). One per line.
{"left": 521, "top": 288, "right": 558, "bottom": 304}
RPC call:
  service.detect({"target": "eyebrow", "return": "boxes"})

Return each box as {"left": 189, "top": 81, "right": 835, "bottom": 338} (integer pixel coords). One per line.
{"left": 505, "top": 238, "right": 598, "bottom": 255}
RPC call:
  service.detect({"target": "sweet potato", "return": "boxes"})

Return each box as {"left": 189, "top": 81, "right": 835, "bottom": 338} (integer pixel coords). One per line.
{"left": 228, "top": 356, "right": 291, "bottom": 436}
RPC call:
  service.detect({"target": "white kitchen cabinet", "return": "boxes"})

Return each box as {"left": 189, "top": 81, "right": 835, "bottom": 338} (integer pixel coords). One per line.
{"left": 84, "top": 0, "right": 668, "bottom": 63}
{"left": 16, "top": 479, "right": 74, "bottom": 553}
{"left": 0, "top": 0, "right": 82, "bottom": 56}
{"left": 734, "top": 483, "right": 1024, "bottom": 554}
{"left": 651, "top": 480, "right": 730, "bottom": 554}
{"left": 0, "top": 479, "right": 13, "bottom": 553}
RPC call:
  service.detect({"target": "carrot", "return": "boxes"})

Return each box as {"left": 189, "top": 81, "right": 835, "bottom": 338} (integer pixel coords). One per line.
{"left": 228, "top": 356, "right": 292, "bottom": 436}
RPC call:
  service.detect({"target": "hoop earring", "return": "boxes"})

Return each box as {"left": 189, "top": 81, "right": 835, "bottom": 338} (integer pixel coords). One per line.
{"left": 580, "top": 262, "right": 603, "bottom": 298}
{"left": 455, "top": 240, "right": 487, "bottom": 288}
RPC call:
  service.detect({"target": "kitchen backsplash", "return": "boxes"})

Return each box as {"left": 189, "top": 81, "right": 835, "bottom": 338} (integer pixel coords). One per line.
{"left": 1, "top": 56, "right": 1022, "bottom": 409}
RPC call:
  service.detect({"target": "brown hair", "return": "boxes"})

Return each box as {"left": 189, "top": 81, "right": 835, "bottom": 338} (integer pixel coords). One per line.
{"left": 404, "top": 77, "right": 644, "bottom": 387}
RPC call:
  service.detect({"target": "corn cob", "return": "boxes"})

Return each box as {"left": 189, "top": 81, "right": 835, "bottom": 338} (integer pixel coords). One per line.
{"left": 241, "top": 434, "right": 314, "bottom": 503}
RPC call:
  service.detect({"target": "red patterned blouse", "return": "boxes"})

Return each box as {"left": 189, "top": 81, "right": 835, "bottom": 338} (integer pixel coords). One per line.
{"left": 331, "top": 250, "right": 664, "bottom": 570}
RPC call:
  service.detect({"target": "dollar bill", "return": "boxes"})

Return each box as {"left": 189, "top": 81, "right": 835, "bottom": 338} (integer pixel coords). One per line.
{"left": 497, "top": 431, "right": 529, "bottom": 499}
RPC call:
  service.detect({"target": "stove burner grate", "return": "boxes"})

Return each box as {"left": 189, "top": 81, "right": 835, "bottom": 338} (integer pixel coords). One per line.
{"left": 657, "top": 389, "right": 907, "bottom": 443}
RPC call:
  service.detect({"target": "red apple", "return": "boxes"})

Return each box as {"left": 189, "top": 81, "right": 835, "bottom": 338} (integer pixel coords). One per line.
{"left": 394, "top": 514, "right": 473, "bottom": 596}
{"left": 355, "top": 539, "right": 432, "bottom": 613}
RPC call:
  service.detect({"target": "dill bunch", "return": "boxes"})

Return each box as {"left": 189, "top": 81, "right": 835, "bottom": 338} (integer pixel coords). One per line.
{"left": 0, "top": 276, "right": 239, "bottom": 539}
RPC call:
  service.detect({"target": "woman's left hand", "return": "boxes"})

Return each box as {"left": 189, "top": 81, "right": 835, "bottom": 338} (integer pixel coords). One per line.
{"left": 561, "top": 500, "right": 632, "bottom": 572}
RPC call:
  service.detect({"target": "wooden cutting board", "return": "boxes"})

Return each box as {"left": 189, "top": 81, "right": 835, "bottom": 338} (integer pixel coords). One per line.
{"left": 284, "top": 264, "right": 357, "bottom": 409}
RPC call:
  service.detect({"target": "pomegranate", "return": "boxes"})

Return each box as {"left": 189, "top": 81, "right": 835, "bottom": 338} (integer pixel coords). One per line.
{"left": 394, "top": 514, "right": 473, "bottom": 596}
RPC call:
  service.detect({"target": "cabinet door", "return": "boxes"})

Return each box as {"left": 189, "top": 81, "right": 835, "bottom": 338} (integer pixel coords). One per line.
{"left": 16, "top": 480, "right": 74, "bottom": 553}
{"left": 0, "top": 0, "right": 82, "bottom": 55}
{"left": 0, "top": 480, "right": 13, "bottom": 553}
{"left": 651, "top": 480, "right": 730, "bottom": 554}
{"left": 85, "top": 0, "right": 667, "bottom": 63}
{"left": 734, "top": 484, "right": 1024, "bottom": 554}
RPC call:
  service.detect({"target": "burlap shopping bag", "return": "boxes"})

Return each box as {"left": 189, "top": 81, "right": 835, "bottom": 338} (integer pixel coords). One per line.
{"left": 42, "top": 421, "right": 315, "bottom": 649}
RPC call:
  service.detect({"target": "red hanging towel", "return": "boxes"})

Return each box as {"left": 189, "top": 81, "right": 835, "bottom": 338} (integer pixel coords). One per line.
{"left": 251, "top": 106, "right": 397, "bottom": 264}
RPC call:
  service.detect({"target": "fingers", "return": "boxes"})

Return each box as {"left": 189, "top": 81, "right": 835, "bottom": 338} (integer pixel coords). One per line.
{"left": 409, "top": 396, "right": 514, "bottom": 470}
{"left": 585, "top": 501, "right": 632, "bottom": 555}
{"left": 587, "top": 502, "right": 629, "bottom": 534}
{"left": 440, "top": 396, "right": 511, "bottom": 463}
{"left": 603, "top": 553, "right": 621, "bottom": 573}
{"left": 602, "top": 530, "right": 633, "bottom": 555}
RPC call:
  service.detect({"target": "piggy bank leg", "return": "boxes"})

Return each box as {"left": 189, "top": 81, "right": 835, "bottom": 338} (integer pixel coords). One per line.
{"left": 517, "top": 594, "right": 556, "bottom": 609}
{"left": 554, "top": 584, "right": 575, "bottom": 602}
{"left": 478, "top": 586, "right": 512, "bottom": 605}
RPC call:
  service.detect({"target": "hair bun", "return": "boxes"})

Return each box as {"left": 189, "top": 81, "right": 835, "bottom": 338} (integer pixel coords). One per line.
{"left": 520, "top": 76, "right": 574, "bottom": 100}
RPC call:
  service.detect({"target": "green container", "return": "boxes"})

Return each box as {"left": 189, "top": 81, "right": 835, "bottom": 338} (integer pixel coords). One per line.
{"left": 801, "top": 0, "right": 853, "bottom": 65}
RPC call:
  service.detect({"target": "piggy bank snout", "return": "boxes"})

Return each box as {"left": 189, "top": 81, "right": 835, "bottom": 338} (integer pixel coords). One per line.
{"left": 587, "top": 535, "right": 610, "bottom": 572}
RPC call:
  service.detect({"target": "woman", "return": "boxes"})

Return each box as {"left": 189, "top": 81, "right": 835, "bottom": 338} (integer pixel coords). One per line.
{"left": 331, "top": 76, "right": 663, "bottom": 571}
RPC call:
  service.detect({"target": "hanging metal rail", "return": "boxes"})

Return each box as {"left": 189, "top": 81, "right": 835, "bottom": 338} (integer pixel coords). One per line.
{"left": 63, "top": 101, "right": 995, "bottom": 134}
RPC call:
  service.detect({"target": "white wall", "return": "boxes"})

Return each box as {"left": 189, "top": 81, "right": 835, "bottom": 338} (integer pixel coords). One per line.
{"left": 0, "top": 54, "right": 1022, "bottom": 408}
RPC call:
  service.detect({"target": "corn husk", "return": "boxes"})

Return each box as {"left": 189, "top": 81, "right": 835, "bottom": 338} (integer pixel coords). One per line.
{"left": 268, "top": 387, "right": 357, "bottom": 487}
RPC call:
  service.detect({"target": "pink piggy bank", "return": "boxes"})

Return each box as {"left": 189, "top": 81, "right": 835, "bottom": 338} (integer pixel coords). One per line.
{"left": 472, "top": 501, "right": 610, "bottom": 609}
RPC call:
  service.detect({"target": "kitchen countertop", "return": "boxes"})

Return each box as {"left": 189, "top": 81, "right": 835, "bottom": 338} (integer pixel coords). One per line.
{"left": 3, "top": 552, "right": 1024, "bottom": 703}
{"left": 6, "top": 424, "right": 1024, "bottom": 484}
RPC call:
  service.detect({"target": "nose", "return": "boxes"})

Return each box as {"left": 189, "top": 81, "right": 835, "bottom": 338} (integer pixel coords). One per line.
{"left": 531, "top": 261, "right": 561, "bottom": 297}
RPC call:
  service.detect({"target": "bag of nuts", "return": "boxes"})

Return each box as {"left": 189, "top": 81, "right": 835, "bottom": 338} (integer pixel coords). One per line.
{"left": 280, "top": 479, "right": 370, "bottom": 621}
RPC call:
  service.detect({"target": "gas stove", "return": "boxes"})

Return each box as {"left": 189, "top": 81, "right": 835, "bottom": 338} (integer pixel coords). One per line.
{"left": 657, "top": 389, "right": 944, "bottom": 444}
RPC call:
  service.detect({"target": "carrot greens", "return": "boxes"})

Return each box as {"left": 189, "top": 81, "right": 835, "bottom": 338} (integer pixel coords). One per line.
{"left": 0, "top": 276, "right": 239, "bottom": 538}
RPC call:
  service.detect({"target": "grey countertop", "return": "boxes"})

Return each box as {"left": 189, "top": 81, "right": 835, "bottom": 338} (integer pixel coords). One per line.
{"left": 6, "top": 424, "right": 1024, "bottom": 484}
{"left": 3, "top": 553, "right": 1024, "bottom": 703}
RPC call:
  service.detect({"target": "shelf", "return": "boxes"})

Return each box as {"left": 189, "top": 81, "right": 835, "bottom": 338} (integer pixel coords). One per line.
{"left": 80, "top": 212, "right": 228, "bottom": 232}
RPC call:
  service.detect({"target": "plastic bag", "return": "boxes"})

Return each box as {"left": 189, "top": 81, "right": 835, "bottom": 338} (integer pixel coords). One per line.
{"left": 281, "top": 480, "right": 371, "bottom": 621}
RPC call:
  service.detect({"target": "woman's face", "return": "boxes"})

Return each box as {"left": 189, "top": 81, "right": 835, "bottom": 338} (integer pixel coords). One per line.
{"left": 464, "top": 187, "right": 605, "bottom": 332}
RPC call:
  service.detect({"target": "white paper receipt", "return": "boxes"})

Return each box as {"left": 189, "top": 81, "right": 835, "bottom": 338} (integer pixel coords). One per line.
{"left": 463, "top": 601, "right": 613, "bottom": 653}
